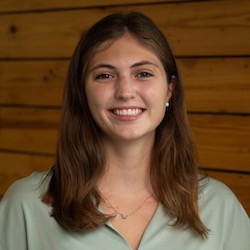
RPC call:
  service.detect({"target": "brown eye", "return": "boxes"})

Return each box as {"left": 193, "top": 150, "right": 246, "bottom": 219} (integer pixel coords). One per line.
{"left": 137, "top": 72, "right": 153, "bottom": 78}
{"left": 96, "top": 73, "right": 112, "bottom": 79}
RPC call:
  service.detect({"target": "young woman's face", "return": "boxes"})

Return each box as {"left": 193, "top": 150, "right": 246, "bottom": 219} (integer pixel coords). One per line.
{"left": 85, "top": 33, "right": 173, "bottom": 144}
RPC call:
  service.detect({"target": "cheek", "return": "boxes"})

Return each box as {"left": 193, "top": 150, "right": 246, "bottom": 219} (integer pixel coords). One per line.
{"left": 86, "top": 86, "right": 104, "bottom": 108}
{"left": 85, "top": 86, "right": 112, "bottom": 126}
{"left": 146, "top": 84, "right": 168, "bottom": 106}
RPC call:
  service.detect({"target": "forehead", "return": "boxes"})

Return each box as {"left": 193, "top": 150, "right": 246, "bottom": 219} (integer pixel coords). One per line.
{"left": 89, "top": 33, "right": 161, "bottom": 65}
{"left": 96, "top": 33, "right": 139, "bottom": 51}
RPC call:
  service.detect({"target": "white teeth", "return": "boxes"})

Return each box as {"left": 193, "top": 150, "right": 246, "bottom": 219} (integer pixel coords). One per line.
{"left": 113, "top": 108, "right": 143, "bottom": 116}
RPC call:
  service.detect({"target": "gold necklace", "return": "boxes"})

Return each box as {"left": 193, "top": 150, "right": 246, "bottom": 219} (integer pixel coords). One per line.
{"left": 102, "top": 194, "right": 153, "bottom": 219}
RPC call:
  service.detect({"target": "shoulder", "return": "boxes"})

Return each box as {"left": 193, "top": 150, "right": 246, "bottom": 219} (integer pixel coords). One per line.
{"left": 199, "top": 176, "right": 237, "bottom": 201}
{"left": 198, "top": 175, "right": 249, "bottom": 219}
{"left": 198, "top": 176, "right": 250, "bottom": 249}
{"left": 1, "top": 171, "right": 50, "bottom": 204}
{"left": 198, "top": 175, "right": 249, "bottom": 225}
{"left": 0, "top": 171, "right": 53, "bottom": 249}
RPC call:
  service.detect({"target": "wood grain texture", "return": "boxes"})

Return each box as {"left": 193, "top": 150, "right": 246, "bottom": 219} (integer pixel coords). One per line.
{"left": 0, "top": 0, "right": 173, "bottom": 12}
{"left": 180, "top": 57, "right": 250, "bottom": 114}
{"left": 190, "top": 114, "right": 250, "bottom": 172}
{"left": 1, "top": 57, "right": 249, "bottom": 113}
{"left": 0, "top": 60, "right": 67, "bottom": 106}
{"left": 0, "top": 107, "right": 59, "bottom": 154}
{"left": 0, "top": 1, "right": 249, "bottom": 58}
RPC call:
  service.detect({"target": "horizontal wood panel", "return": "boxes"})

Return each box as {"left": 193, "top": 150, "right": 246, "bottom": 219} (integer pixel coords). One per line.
{"left": 190, "top": 114, "right": 250, "bottom": 172}
{"left": 0, "top": 152, "right": 53, "bottom": 197}
{"left": 206, "top": 171, "right": 250, "bottom": 216}
{"left": 0, "top": 107, "right": 59, "bottom": 154}
{"left": 0, "top": 1, "right": 250, "bottom": 58}
{"left": 1, "top": 57, "right": 249, "bottom": 113}
{"left": 0, "top": 60, "right": 67, "bottom": 106}
{"left": 180, "top": 57, "right": 250, "bottom": 114}
{"left": 0, "top": 107, "right": 249, "bottom": 172}
{"left": 0, "top": 0, "right": 171, "bottom": 12}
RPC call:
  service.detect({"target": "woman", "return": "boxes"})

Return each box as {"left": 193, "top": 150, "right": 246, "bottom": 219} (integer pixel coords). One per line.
{"left": 0, "top": 12, "right": 249, "bottom": 250}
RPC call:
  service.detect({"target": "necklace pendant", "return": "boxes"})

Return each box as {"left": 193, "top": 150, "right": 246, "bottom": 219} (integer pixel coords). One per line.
{"left": 120, "top": 214, "right": 128, "bottom": 219}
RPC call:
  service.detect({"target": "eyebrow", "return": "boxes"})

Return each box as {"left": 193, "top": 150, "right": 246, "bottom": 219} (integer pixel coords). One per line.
{"left": 90, "top": 60, "right": 159, "bottom": 72}
{"left": 90, "top": 64, "right": 116, "bottom": 72}
{"left": 130, "top": 61, "right": 159, "bottom": 69}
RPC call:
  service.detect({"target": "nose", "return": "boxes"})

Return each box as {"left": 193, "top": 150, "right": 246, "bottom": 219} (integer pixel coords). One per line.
{"left": 115, "top": 76, "right": 136, "bottom": 100}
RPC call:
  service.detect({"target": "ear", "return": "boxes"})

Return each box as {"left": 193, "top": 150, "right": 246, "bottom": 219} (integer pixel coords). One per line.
{"left": 166, "top": 75, "right": 175, "bottom": 102}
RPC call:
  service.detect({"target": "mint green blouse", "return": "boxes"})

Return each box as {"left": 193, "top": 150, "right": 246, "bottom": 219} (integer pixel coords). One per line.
{"left": 0, "top": 172, "right": 249, "bottom": 250}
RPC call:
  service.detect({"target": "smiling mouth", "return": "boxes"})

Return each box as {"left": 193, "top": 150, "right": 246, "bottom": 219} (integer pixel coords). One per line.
{"left": 111, "top": 108, "right": 144, "bottom": 116}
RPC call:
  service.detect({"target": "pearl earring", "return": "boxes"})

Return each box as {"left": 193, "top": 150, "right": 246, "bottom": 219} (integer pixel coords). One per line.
{"left": 166, "top": 102, "right": 169, "bottom": 107}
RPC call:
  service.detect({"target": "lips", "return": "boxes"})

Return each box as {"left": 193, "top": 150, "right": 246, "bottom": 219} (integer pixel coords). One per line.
{"left": 111, "top": 108, "right": 143, "bottom": 116}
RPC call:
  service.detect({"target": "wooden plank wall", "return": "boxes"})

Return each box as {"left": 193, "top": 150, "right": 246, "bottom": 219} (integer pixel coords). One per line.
{"left": 0, "top": 0, "right": 249, "bottom": 214}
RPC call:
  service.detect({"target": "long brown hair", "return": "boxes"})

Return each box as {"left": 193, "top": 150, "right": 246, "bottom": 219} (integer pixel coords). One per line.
{"left": 43, "top": 11, "right": 208, "bottom": 237}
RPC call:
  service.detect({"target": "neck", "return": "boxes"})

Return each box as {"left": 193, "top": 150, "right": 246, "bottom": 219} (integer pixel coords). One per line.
{"left": 98, "top": 137, "right": 154, "bottom": 196}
